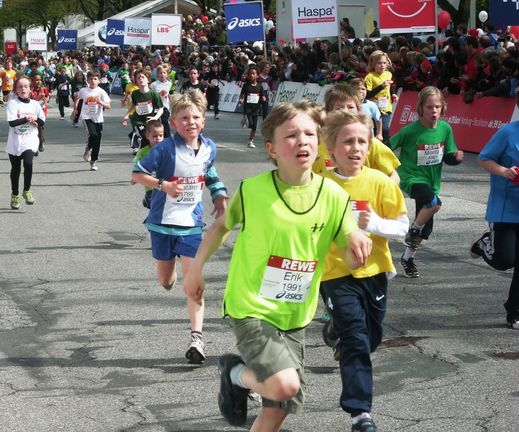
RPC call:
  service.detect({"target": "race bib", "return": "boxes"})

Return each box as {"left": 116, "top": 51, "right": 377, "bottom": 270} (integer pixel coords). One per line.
{"left": 7, "top": 79, "right": 14, "bottom": 86}
{"left": 84, "top": 96, "right": 100, "bottom": 114}
{"left": 259, "top": 256, "right": 317, "bottom": 303}
{"left": 170, "top": 175, "right": 205, "bottom": 205}
{"left": 135, "top": 101, "right": 153, "bottom": 116}
{"left": 417, "top": 142, "right": 444, "bottom": 166}
{"left": 247, "top": 93, "right": 260, "bottom": 104}
{"left": 376, "top": 97, "right": 388, "bottom": 111}
{"left": 351, "top": 200, "right": 369, "bottom": 223}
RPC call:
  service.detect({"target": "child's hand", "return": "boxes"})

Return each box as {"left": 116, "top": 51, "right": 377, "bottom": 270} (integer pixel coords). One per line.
{"left": 121, "top": 118, "right": 128, "bottom": 126}
{"left": 454, "top": 150, "right": 464, "bottom": 162}
{"left": 162, "top": 180, "right": 183, "bottom": 197}
{"left": 503, "top": 166, "right": 518, "bottom": 181}
{"left": 357, "top": 206, "right": 371, "bottom": 230}
{"left": 346, "top": 230, "right": 372, "bottom": 269}
{"left": 211, "top": 195, "right": 228, "bottom": 218}
{"left": 383, "top": 79, "right": 393, "bottom": 87}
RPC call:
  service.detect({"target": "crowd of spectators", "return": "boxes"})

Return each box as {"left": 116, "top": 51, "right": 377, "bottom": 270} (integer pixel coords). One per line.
{"left": 2, "top": 15, "right": 519, "bottom": 103}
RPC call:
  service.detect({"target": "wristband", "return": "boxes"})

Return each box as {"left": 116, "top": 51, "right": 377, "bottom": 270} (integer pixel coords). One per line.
{"left": 156, "top": 179, "right": 165, "bottom": 191}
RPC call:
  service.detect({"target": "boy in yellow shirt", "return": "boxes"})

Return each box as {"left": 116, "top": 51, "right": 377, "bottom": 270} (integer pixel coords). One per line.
{"left": 321, "top": 110, "right": 408, "bottom": 432}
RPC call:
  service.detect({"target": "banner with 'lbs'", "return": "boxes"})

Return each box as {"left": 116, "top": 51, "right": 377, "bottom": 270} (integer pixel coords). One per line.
{"left": 151, "top": 14, "right": 182, "bottom": 46}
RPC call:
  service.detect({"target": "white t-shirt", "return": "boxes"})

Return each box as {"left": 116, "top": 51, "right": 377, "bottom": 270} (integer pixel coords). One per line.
{"left": 6, "top": 97, "right": 45, "bottom": 156}
{"left": 151, "top": 80, "right": 172, "bottom": 110}
{"left": 77, "top": 86, "right": 111, "bottom": 123}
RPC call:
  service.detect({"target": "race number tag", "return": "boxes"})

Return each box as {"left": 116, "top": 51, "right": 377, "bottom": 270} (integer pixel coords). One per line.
{"left": 135, "top": 101, "right": 153, "bottom": 116}
{"left": 85, "top": 96, "right": 99, "bottom": 114}
{"left": 170, "top": 175, "right": 205, "bottom": 204}
{"left": 247, "top": 93, "right": 260, "bottom": 104}
{"left": 351, "top": 200, "right": 369, "bottom": 223}
{"left": 417, "top": 142, "right": 444, "bottom": 166}
{"left": 259, "top": 256, "right": 317, "bottom": 303}
{"left": 376, "top": 97, "right": 388, "bottom": 111}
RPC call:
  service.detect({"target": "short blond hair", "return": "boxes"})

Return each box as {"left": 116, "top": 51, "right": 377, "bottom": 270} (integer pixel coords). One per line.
{"left": 170, "top": 89, "right": 207, "bottom": 116}
{"left": 367, "top": 50, "right": 391, "bottom": 73}
{"left": 322, "top": 110, "right": 372, "bottom": 154}
{"left": 324, "top": 83, "right": 360, "bottom": 113}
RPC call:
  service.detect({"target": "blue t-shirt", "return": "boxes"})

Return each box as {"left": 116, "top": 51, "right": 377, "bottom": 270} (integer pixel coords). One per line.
{"left": 133, "top": 133, "right": 227, "bottom": 232}
{"left": 479, "top": 121, "right": 519, "bottom": 223}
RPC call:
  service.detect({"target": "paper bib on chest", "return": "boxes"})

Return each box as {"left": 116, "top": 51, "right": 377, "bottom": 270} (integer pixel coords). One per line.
{"left": 417, "top": 142, "right": 444, "bottom": 166}
{"left": 259, "top": 256, "right": 317, "bottom": 303}
{"left": 167, "top": 175, "right": 205, "bottom": 205}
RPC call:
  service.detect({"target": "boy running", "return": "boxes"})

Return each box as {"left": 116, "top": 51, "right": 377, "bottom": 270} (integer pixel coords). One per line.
{"left": 321, "top": 110, "right": 408, "bottom": 432}
{"left": 184, "top": 101, "right": 372, "bottom": 430}
{"left": 131, "top": 90, "right": 228, "bottom": 365}
{"left": 74, "top": 70, "right": 111, "bottom": 171}
{"left": 390, "top": 86, "right": 464, "bottom": 278}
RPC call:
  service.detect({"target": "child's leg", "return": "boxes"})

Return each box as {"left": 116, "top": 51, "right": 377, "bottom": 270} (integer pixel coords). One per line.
{"left": 180, "top": 255, "right": 204, "bottom": 333}
{"left": 58, "top": 96, "right": 65, "bottom": 117}
{"left": 248, "top": 115, "right": 258, "bottom": 141}
{"left": 250, "top": 407, "right": 288, "bottom": 432}
{"left": 21, "top": 150, "right": 35, "bottom": 193}
{"left": 155, "top": 258, "right": 178, "bottom": 289}
{"left": 324, "top": 276, "right": 379, "bottom": 417}
{"left": 8, "top": 154, "right": 22, "bottom": 195}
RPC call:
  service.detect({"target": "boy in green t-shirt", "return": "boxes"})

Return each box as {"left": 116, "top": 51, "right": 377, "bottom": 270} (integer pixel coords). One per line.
{"left": 131, "top": 120, "right": 164, "bottom": 208}
{"left": 184, "top": 101, "right": 372, "bottom": 430}
{"left": 390, "top": 86, "right": 464, "bottom": 278}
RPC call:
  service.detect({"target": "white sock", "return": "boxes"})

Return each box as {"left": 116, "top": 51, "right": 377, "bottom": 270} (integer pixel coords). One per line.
{"left": 352, "top": 412, "right": 371, "bottom": 425}
{"left": 229, "top": 363, "right": 247, "bottom": 388}
{"left": 403, "top": 247, "right": 416, "bottom": 260}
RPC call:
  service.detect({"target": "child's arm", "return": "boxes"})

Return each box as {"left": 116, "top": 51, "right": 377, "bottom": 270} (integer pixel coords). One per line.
{"left": 443, "top": 150, "right": 464, "bottom": 165}
{"left": 131, "top": 173, "right": 183, "bottom": 197}
{"left": 338, "top": 230, "right": 372, "bottom": 269}
{"left": 357, "top": 204, "right": 409, "bottom": 239}
{"left": 205, "top": 165, "right": 229, "bottom": 218}
{"left": 479, "top": 159, "right": 518, "bottom": 181}
{"left": 184, "top": 214, "right": 232, "bottom": 304}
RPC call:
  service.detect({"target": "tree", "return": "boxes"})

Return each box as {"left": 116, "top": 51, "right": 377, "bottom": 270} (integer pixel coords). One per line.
{"left": 0, "top": 0, "right": 38, "bottom": 49}
{"left": 438, "top": 0, "right": 489, "bottom": 28}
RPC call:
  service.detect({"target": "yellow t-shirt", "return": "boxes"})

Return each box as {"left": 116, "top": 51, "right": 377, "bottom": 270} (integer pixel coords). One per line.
{"left": 1, "top": 69, "right": 16, "bottom": 92}
{"left": 312, "top": 137, "right": 400, "bottom": 176}
{"left": 365, "top": 70, "right": 393, "bottom": 114}
{"left": 321, "top": 167, "right": 407, "bottom": 280}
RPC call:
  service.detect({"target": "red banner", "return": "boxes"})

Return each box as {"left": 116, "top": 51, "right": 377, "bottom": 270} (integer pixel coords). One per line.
{"left": 379, "top": 0, "right": 436, "bottom": 34}
{"left": 4, "top": 41, "right": 17, "bottom": 56}
{"left": 390, "top": 91, "right": 516, "bottom": 153}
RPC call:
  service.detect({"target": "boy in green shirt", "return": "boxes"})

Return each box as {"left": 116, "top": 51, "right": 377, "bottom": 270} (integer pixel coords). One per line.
{"left": 390, "top": 86, "right": 464, "bottom": 278}
{"left": 184, "top": 101, "right": 372, "bottom": 430}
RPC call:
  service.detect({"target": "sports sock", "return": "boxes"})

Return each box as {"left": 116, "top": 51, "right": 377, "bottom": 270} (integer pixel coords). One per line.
{"left": 352, "top": 412, "right": 371, "bottom": 425}
{"left": 229, "top": 362, "right": 247, "bottom": 388}
{"left": 411, "top": 221, "right": 424, "bottom": 231}
{"left": 403, "top": 247, "right": 416, "bottom": 260}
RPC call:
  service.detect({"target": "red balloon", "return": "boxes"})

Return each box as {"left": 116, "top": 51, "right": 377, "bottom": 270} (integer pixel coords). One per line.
{"left": 202, "top": 16, "right": 208, "bottom": 23}
{"left": 510, "top": 26, "right": 519, "bottom": 39}
{"left": 438, "top": 10, "right": 451, "bottom": 31}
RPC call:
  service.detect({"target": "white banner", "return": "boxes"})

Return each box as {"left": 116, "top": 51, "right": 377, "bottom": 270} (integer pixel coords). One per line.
{"left": 219, "top": 81, "right": 243, "bottom": 112}
{"left": 27, "top": 31, "right": 47, "bottom": 51}
{"left": 151, "top": 14, "right": 182, "bottom": 46}
{"left": 291, "top": 0, "right": 339, "bottom": 39}
{"left": 124, "top": 17, "right": 151, "bottom": 47}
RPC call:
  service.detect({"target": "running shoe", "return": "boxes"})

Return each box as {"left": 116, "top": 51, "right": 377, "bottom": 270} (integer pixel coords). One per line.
{"left": 185, "top": 334, "right": 205, "bottom": 364}
{"left": 83, "top": 146, "right": 92, "bottom": 162}
{"left": 470, "top": 232, "right": 490, "bottom": 259}
{"left": 10, "top": 194, "right": 20, "bottom": 210}
{"left": 90, "top": 161, "right": 98, "bottom": 171}
{"left": 218, "top": 354, "right": 249, "bottom": 426}
{"left": 22, "top": 190, "right": 35, "bottom": 205}
{"left": 400, "top": 255, "right": 419, "bottom": 278}
{"left": 248, "top": 140, "right": 255, "bottom": 148}
{"left": 352, "top": 416, "right": 377, "bottom": 432}
{"left": 38, "top": 142, "right": 45, "bottom": 152}
{"left": 506, "top": 314, "right": 519, "bottom": 330}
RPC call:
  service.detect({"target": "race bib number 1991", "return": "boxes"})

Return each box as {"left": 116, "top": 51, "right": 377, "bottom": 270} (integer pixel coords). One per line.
{"left": 259, "top": 256, "right": 317, "bottom": 303}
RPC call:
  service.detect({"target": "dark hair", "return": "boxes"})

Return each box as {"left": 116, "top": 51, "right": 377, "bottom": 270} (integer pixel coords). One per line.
{"left": 87, "top": 70, "right": 100, "bottom": 79}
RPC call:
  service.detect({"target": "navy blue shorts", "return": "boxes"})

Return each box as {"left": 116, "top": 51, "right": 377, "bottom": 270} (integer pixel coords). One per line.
{"left": 149, "top": 231, "right": 202, "bottom": 260}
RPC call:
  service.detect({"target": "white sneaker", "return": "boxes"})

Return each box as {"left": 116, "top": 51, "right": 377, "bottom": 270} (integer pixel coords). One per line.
{"left": 83, "top": 146, "right": 92, "bottom": 162}
{"left": 185, "top": 335, "right": 205, "bottom": 364}
{"left": 248, "top": 140, "right": 255, "bottom": 148}
{"left": 90, "top": 161, "right": 98, "bottom": 171}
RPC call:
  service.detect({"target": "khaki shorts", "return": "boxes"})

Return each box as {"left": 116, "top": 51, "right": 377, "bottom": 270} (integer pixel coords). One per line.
{"left": 229, "top": 317, "right": 305, "bottom": 414}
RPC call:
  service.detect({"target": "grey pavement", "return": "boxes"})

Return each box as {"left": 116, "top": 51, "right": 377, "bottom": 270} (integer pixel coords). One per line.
{"left": 0, "top": 97, "right": 517, "bottom": 432}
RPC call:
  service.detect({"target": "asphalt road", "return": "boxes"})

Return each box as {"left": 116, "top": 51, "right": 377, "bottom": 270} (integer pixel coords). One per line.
{"left": 0, "top": 97, "right": 517, "bottom": 432}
